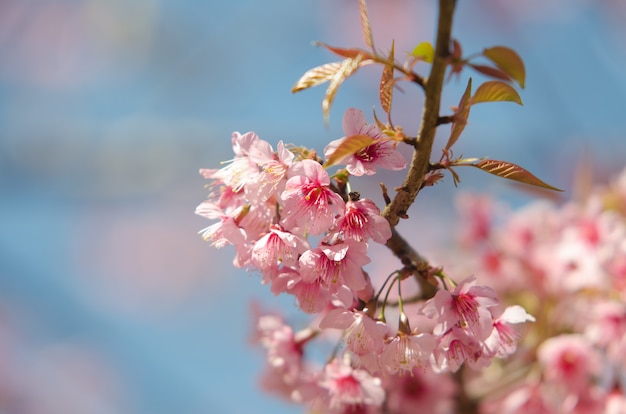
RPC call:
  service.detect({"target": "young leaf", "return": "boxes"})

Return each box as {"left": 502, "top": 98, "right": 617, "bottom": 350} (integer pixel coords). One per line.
{"left": 483, "top": 46, "right": 526, "bottom": 88}
{"left": 468, "top": 63, "right": 512, "bottom": 82}
{"left": 379, "top": 42, "right": 395, "bottom": 116}
{"left": 410, "top": 41, "right": 434, "bottom": 63}
{"left": 322, "top": 56, "right": 363, "bottom": 123}
{"left": 324, "top": 134, "right": 375, "bottom": 168}
{"left": 315, "top": 42, "right": 375, "bottom": 60}
{"left": 472, "top": 159, "right": 563, "bottom": 191}
{"left": 359, "top": 0, "right": 374, "bottom": 51}
{"left": 444, "top": 77, "right": 472, "bottom": 151}
{"left": 472, "top": 81, "right": 523, "bottom": 105}
{"left": 292, "top": 61, "right": 345, "bottom": 93}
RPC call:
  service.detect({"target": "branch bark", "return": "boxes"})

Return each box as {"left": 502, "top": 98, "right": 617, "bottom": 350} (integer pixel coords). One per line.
{"left": 381, "top": 0, "right": 457, "bottom": 227}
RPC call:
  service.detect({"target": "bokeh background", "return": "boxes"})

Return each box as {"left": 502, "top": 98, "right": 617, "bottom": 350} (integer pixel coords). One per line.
{"left": 1, "top": 1, "right": 626, "bottom": 413}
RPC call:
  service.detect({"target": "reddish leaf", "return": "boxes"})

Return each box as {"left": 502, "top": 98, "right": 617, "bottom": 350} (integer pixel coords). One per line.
{"left": 483, "top": 46, "right": 526, "bottom": 88}
{"left": 292, "top": 61, "right": 345, "bottom": 93}
{"left": 322, "top": 56, "right": 363, "bottom": 123}
{"left": 472, "top": 81, "right": 523, "bottom": 105}
{"left": 324, "top": 134, "right": 375, "bottom": 168}
{"left": 410, "top": 41, "right": 434, "bottom": 63}
{"left": 315, "top": 42, "right": 374, "bottom": 60}
{"left": 371, "top": 108, "right": 388, "bottom": 132}
{"left": 358, "top": 0, "right": 374, "bottom": 51}
{"left": 379, "top": 42, "right": 395, "bottom": 116}
{"left": 473, "top": 159, "right": 563, "bottom": 191}
{"left": 444, "top": 78, "right": 472, "bottom": 151}
{"left": 468, "top": 63, "right": 513, "bottom": 82}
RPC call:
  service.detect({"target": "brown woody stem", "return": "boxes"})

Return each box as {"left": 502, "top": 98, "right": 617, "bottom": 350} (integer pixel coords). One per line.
{"left": 381, "top": 0, "right": 457, "bottom": 227}
{"left": 380, "top": 0, "right": 457, "bottom": 299}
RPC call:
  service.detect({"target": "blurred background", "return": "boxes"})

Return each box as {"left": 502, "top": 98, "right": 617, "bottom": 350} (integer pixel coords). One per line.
{"left": 1, "top": 0, "right": 625, "bottom": 413}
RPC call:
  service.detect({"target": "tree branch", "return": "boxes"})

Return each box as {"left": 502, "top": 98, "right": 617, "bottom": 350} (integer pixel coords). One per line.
{"left": 382, "top": 0, "right": 457, "bottom": 227}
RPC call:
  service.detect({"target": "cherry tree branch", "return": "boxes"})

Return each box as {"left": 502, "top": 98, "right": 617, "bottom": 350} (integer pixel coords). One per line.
{"left": 381, "top": 0, "right": 457, "bottom": 227}
{"left": 380, "top": 0, "right": 457, "bottom": 299}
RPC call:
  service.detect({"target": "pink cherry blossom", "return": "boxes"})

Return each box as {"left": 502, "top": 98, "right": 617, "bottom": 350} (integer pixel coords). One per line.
{"left": 484, "top": 305, "right": 535, "bottom": 358}
{"left": 299, "top": 241, "right": 371, "bottom": 293}
{"left": 324, "top": 108, "right": 406, "bottom": 176}
{"left": 383, "top": 368, "right": 456, "bottom": 414}
{"left": 247, "top": 140, "right": 295, "bottom": 202}
{"left": 319, "top": 308, "right": 389, "bottom": 357}
{"left": 195, "top": 201, "right": 247, "bottom": 248}
{"left": 433, "top": 325, "right": 494, "bottom": 372}
{"left": 537, "top": 334, "right": 601, "bottom": 394}
{"left": 280, "top": 159, "right": 346, "bottom": 235}
{"left": 422, "top": 275, "right": 498, "bottom": 339}
{"left": 212, "top": 131, "right": 262, "bottom": 192}
{"left": 334, "top": 198, "right": 392, "bottom": 244}
{"left": 316, "top": 358, "right": 385, "bottom": 411}
{"left": 380, "top": 331, "right": 436, "bottom": 374}
{"left": 251, "top": 225, "right": 310, "bottom": 270}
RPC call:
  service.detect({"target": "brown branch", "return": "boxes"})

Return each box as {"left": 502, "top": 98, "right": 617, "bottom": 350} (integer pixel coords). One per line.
{"left": 381, "top": 0, "right": 457, "bottom": 227}
{"left": 384, "top": 228, "right": 438, "bottom": 299}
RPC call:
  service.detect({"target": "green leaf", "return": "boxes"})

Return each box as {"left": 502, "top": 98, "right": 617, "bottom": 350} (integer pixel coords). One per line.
{"left": 472, "top": 159, "right": 563, "bottom": 192}
{"left": 472, "top": 81, "right": 523, "bottom": 105}
{"left": 379, "top": 42, "right": 395, "bottom": 116}
{"left": 483, "top": 46, "right": 526, "bottom": 88}
{"left": 410, "top": 42, "right": 434, "bottom": 63}
{"left": 444, "top": 78, "right": 472, "bottom": 151}
{"left": 324, "top": 134, "right": 375, "bottom": 168}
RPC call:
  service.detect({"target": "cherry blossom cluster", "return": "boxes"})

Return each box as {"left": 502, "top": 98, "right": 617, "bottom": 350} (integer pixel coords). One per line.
{"left": 197, "top": 108, "right": 535, "bottom": 413}
{"left": 445, "top": 167, "right": 626, "bottom": 413}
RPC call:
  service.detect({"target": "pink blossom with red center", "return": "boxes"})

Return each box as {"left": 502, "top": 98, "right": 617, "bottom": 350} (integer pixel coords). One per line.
{"left": 317, "top": 358, "right": 385, "bottom": 410}
{"left": 334, "top": 198, "right": 392, "bottom": 244}
{"left": 434, "top": 326, "right": 491, "bottom": 372}
{"left": 380, "top": 331, "right": 436, "bottom": 374}
{"left": 251, "top": 225, "right": 310, "bottom": 270}
{"left": 537, "top": 334, "right": 601, "bottom": 394}
{"left": 247, "top": 140, "right": 295, "bottom": 202}
{"left": 422, "top": 275, "right": 498, "bottom": 339}
{"left": 299, "top": 241, "right": 371, "bottom": 293}
{"left": 484, "top": 305, "right": 535, "bottom": 358}
{"left": 280, "top": 159, "right": 346, "bottom": 235}
{"left": 319, "top": 308, "right": 389, "bottom": 357}
{"left": 383, "top": 368, "right": 456, "bottom": 414}
{"left": 212, "top": 131, "right": 262, "bottom": 192}
{"left": 324, "top": 108, "right": 406, "bottom": 176}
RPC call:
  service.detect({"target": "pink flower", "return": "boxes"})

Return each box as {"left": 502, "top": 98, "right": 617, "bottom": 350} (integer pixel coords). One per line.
{"left": 285, "top": 273, "right": 332, "bottom": 314}
{"left": 299, "top": 241, "right": 371, "bottom": 293}
{"left": 280, "top": 159, "right": 345, "bottom": 235}
{"left": 537, "top": 334, "right": 601, "bottom": 394}
{"left": 195, "top": 201, "right": 247, "bottom": 248}
{"left": 319, "top": 308, "right": 388, "bottom": 356}
{"left": 324, "top": 108, "right": 406, "bottom": 176}
{"left": 380, "top": 331, "right": 436, "bottom": 374}
{"left": 434, "top": 326, "right": 491, "bottom": 372}
{"left": 383, "top": 368, "right": 456, "bottom": 414}
{"left": 422, "top": 275, "right": 498, "bottom": 339}
{"left": 335, "top": 198, "right": 392, "bottom": 244}
{"left": 484, "top": 305, "right": 535, "bottom": 358}
{"left": 212, "top": 131, "right": 262, "bottom": 192}
{"left": 317, "top": 358, "right": 385, "bottom": 410}
{"left": 247, "top": 140, "right": 295, "bottom": 202}
{"left": 251, "top": 225, "right": 310, "bottom": 270}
